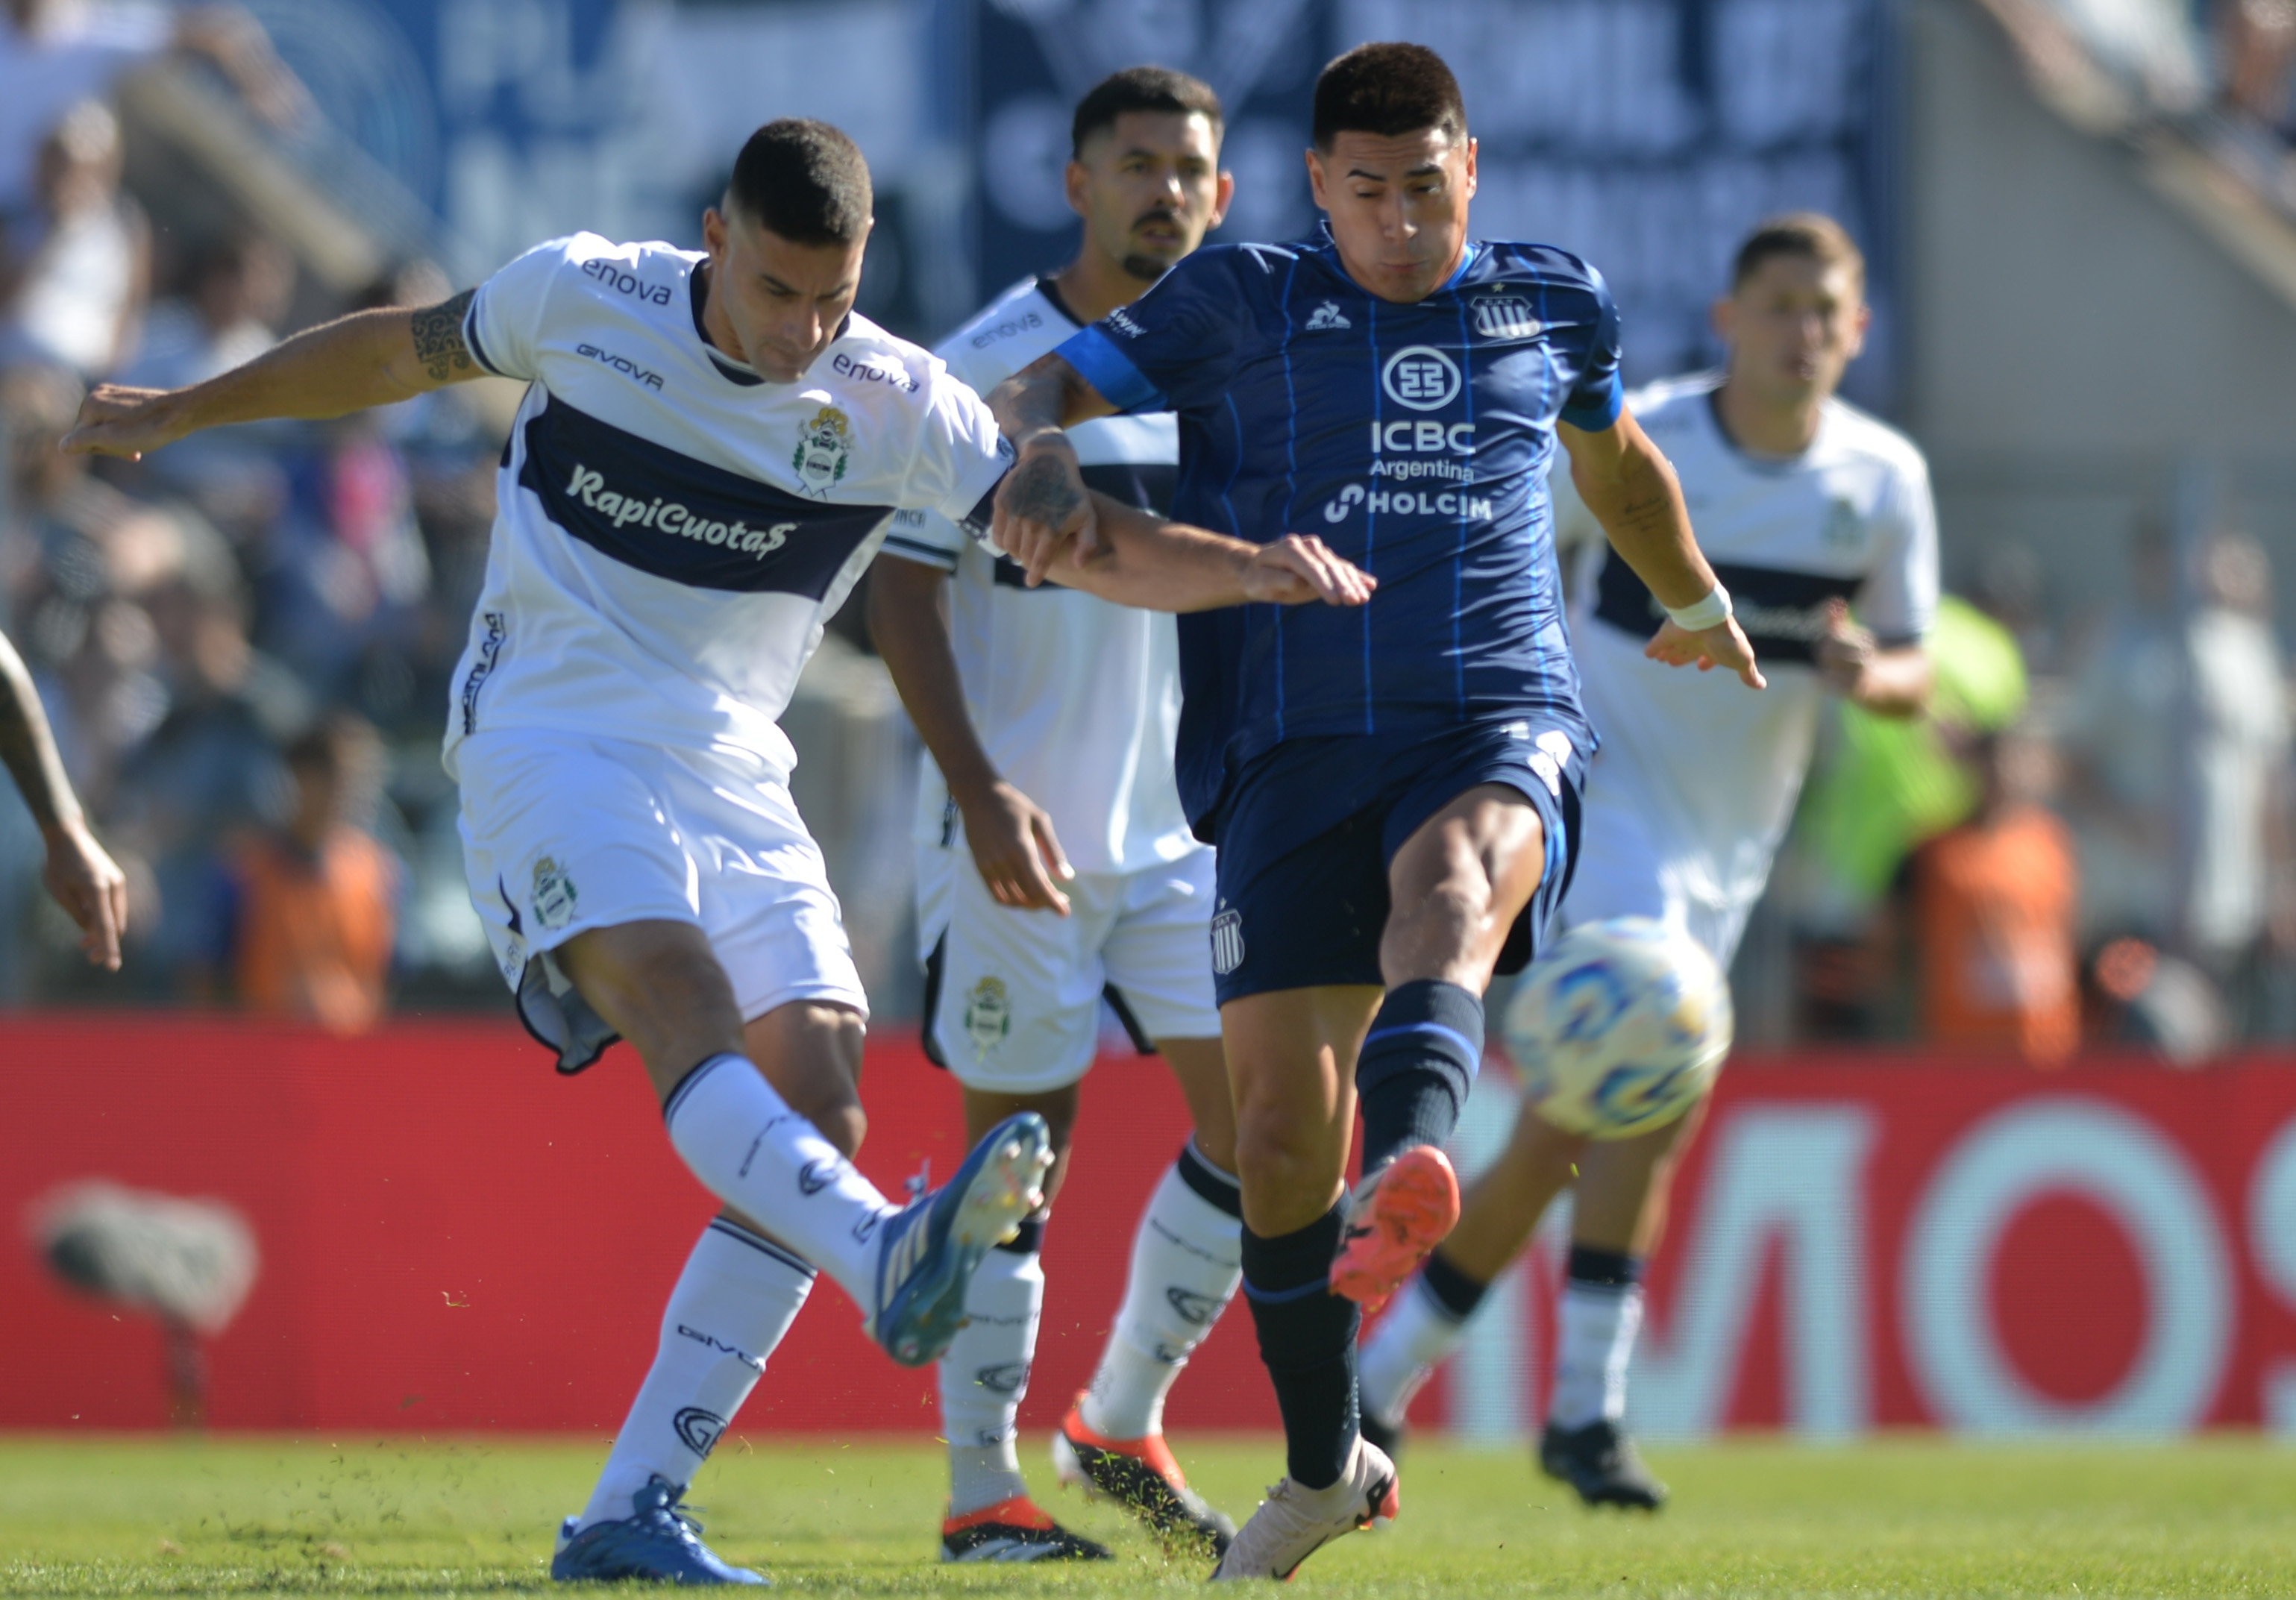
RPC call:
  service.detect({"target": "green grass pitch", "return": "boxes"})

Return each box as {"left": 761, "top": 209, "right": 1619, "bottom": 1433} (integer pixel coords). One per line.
{"left": 2, "top": 1434, "right": 2292, "bottom": 1596}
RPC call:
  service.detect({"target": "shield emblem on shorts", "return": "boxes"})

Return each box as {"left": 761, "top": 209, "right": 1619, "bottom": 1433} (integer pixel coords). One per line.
{"left": 1211, "top": 909, "right": 1245, "bottom": 976}
{"left": 964, "top": 976, "right": 1011, "bottom": 1058}
{"left": 531, "top": 856, "right": 578, "bottom": 931}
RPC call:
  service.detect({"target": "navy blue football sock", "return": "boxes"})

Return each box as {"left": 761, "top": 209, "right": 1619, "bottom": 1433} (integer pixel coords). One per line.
{"left": 1356, "top": 979, "right": 1484, "bottom": 1173}
{"left": 1240, "top": 1204, "right": 1360, "bottom": 1490}
{"left": 1566, "top": 1244, "right": 1643, "bottom": 1290}
{"left": 1420, "top": 1246, "right": 1492, "bottom": 1321}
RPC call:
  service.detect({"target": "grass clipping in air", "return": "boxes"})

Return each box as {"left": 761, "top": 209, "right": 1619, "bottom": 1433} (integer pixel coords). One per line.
{"left": 1, "top": 1435, "right": 2292, "bottom": 1596}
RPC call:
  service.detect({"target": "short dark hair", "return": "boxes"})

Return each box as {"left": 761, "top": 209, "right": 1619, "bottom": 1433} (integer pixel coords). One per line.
{"left": 1071, "top": 66, "right": 1223, "bottom": 158}
{"left": 1312, "top": 43, "right": 1467, "bottom": 150}
{"left": 726, "top": 119, "right": 873, "bottom": 247}
{"left": 1731, "top": 212, "right": 1866, "bottom": 292}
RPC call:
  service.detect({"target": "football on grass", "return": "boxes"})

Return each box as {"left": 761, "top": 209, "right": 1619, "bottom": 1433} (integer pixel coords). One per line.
{"left": 1502, "top": 916, "right": 1734, "bottom": 1139}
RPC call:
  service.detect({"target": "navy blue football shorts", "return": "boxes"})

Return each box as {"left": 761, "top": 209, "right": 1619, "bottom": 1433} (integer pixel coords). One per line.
{"left": 1206, "top": 717, "right": 1586, "bottom": 1006}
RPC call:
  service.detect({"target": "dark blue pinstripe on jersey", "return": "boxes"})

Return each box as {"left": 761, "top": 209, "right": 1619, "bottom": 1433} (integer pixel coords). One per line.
{"left": 1059, "top": 228, "right": 1622, "bottom": 836}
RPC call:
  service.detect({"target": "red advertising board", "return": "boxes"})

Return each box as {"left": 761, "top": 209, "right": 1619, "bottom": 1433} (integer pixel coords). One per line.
{"left": 3, "top": 1017, "right": 2294, "bottom": 1436}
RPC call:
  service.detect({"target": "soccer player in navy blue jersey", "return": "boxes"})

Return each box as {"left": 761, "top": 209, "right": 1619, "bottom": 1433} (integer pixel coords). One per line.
{"left": 986, "top": 43, "right": 1762, "bottom": 1578}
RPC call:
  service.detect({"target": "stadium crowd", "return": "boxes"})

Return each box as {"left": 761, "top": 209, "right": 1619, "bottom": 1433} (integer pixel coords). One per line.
{"left": 1, "top": 1, "right": 2291, "bottom": 1063}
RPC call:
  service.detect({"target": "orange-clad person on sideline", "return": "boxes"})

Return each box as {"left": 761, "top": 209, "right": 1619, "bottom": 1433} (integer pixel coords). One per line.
{"left": 1912, "top": 726, "right": 2080, "bottom": 1063}
{"left": 228, "top": 713, "right": 395, "bottom": 1033}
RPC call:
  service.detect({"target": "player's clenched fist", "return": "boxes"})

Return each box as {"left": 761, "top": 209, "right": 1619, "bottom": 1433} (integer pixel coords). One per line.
{"left": 61, "top": 385, "right": 184, "bottom": 462}
{"left": 994, "top": 440, "right": 1102, "bottom": 585}
{"left": 1238, "top": 535, "right": 1377, "bottom": 607}
{"left": 1644, "top": 615, "right": 1766, "bottom": 689}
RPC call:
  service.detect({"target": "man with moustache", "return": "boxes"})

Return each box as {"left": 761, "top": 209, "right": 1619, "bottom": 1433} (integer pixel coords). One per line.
{"left": 871, "top": 66, "right": 1246, "bottom": 1563}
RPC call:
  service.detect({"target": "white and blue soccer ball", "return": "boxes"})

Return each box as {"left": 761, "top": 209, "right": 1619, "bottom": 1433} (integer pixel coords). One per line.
{"left": 1501, "top": 917, "right": 1734, "bottom": 1140}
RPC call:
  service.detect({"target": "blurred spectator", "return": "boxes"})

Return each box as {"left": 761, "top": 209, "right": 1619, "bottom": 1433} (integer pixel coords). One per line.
{"left": 260, "top": 412, "right": 431, "bottom": 708}
{"left": 1, "top": 363, "right": 182, "bottom": 801}
{"left": 0, "top": 100, "right": 147, "bottom": 378}
{"left": 2060, "top": 524, "right": 2295, "bottom": 1038}
{"left": 202, "top": 712, "right": 397, "bottom": 1033}
{"left": 2184, "top": 531, "right": 2295, "bottom": 1023}
{"left": 1910, "top": 726, "right": 2081, "bottom": 1064}
{"left": 0, "top": 0, "right": 305, "bottom": 219}
{"left": 122, "top": 230, "right": 291, "bottom": 392}
{"left": 2057, "top": 522, "right": 2181, "bottom": 947}
{"left": 1787, "top": 594, "right": 2030, "bottom": 1036}
{"left": 2218, "top": 0, "right": 2296, "bottom": 137}
{"left": 116, "top": 231, "right": 295, "bottom": 543}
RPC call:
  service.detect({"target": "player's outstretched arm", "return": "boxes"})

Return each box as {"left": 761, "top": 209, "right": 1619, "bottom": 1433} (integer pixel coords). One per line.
{"left": 62, "top": 290, "right": 486, "bottom": 461}
{"left": 867, "top": 556, "right": 1075, "bottom": 916}
{"left": 1032, "top": 496, "right": 1376, "bottom": 613}
{"left": 1560, "top": 409, "right": 1766, "bottom": 690}
{"left": 0, "top": 630, "right": 126, "bottom": 970}
{"left": 985, "top": 354, "right": 1122, "bottom": 585}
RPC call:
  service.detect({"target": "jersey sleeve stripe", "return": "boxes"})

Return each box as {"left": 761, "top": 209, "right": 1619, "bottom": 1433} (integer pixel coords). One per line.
{"left": 1560, "top": 368, "right": 1623, "bottom": 432}
{"left": 462, "top": 294, "right": 507, "bottom": 379}
{"left": 1057, "top": 325, "right": 1164, "bottom": 414}
{"left": 881, "top": 532, "right": 961, "bottom": 571}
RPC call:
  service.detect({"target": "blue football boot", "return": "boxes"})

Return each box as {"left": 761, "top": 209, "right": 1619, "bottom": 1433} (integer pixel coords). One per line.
{"left": 871, "top": 1111, "right": 1053, "bottom": 1367}
{"left": 551, "top": 1478, "right": 768, "bottom": 1585}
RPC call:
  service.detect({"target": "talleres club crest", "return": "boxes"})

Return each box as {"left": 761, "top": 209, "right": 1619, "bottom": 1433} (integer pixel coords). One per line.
{"left": 794, "top": 405, "right": 852, "bottom": 494}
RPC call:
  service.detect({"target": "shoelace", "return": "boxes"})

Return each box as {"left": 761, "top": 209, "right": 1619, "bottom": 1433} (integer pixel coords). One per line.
{"left": 638, "top": 1487, "right": 712, "bottom": 1546}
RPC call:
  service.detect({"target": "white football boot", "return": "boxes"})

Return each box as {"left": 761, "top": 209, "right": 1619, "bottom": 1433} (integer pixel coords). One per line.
{"left": 1210, "top": 1434, "right": 1398, "bottom": 1581}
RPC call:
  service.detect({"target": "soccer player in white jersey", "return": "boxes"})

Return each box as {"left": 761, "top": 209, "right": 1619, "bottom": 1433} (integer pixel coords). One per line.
{"left": 64, "top": 119, "right": 1371, "bottom": 1586}
{"left": 1358, "top": 214, "right": 1936, "bottom": 1508}
{"left": 871, "top": 67, "right": 1243, "bottom": 1563}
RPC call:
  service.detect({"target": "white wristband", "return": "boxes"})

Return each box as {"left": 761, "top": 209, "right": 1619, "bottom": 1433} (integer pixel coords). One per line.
{"left": 1664, "top": 583, "right": 1732, "bottom": 633}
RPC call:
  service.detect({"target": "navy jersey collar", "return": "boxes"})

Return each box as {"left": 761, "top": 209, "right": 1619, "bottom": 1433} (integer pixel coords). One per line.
{"left": 1305, "top": 221, "right": 1481, "bottom": 300}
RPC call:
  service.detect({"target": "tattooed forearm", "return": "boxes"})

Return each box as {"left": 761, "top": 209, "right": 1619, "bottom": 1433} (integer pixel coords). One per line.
{"left": 1003, "top": 451, "right": 1087, "bottom": 527}
{"left": 410, "top": 288, "right": 478, "bottom": 383}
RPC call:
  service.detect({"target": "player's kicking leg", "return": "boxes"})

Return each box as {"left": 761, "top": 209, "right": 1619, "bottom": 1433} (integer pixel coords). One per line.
{"left": 1358, "top": 1095, "right": 1704, "bottom": 1510}
{"left": 1212, "top": 774, "right": 1562, "bottom": 1581}
{"left": 1053, "top": 1035, "right": 1242, "bottom": 1558}
{"left": 541, "top": 920, "right": 1050, "bottom": 1583}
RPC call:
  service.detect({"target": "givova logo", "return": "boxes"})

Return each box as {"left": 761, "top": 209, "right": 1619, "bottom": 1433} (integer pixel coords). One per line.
{"left": 1382, "top": 346, "right": 1461, "bottom": 412}
{"left": 674, "top": 1405, "right": 727, "bottom": 1458}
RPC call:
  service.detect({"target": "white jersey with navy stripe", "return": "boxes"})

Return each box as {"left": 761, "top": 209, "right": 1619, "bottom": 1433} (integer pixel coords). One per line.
{"left": 1558, "top": 371, "right": 1938, "bottom": 953}
{"left": 889, "top": 277, "right": 1199, "bottom": 876}
{"left": 443, "top": 232, "right": 1011, "bottom": 781}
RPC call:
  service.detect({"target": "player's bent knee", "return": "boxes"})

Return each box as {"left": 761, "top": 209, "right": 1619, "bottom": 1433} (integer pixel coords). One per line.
{"left": 1233, "top": 1118, "right": 1345, "bottom": 1229}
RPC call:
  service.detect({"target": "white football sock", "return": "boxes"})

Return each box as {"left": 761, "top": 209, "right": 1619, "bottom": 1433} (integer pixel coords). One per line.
{"left": 663, "top": 1054, "right": 894, "bottom": 1311}
{"left": 938, "top": 1230, "right": 1044, "bottom": 1516}
{"left": 1549, "top": 1281, "right": 1644, "bottom": 1429}
{"left": 580, "top": 1217, "right": 814, "bottom": 1530}
{"left": 1080, "top": 1145, "right": 1242, "bottom": 1440}
{"left": 1358, "top": 1274, "right": 1471, "bottom": 1431}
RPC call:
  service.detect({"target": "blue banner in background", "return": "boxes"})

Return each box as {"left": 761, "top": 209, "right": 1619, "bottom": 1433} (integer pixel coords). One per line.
{"left": 243, "top": 0, "right": 1896, "bottom": 408}
{"left": 958, "top": 0, "right": 1899, "bottom": 408}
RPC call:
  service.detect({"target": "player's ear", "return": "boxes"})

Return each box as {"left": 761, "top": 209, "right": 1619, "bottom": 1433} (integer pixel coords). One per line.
{"left": 1064, "top": 159, "right": 1091, "bottom": 220}
{"left": 702, "top": 206, "right": 729, "bottom": 263}
{"left": 1843, "top": 298, "right": 1872, "bottom": 360}
{"left": 1461, "top": 136, "right": 1478, "bottom": 201}
{"left": 1710, "top": 294, "right": 1736, "bottom": 346}
{"left": 1208, "top": 168, "right": 1236, "bottom": 231}
{"left": 1304, "top": 145, "right": 1329, "bottom": 210}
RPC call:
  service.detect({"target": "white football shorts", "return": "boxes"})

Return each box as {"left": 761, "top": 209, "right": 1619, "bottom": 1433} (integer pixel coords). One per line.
{"left": 457, "top": 727, "right": 867, "bottom": 1071}
{"left": 916, "top": 841, "right": 1221, "bottom": 1094}
{"left": 1561, "top": 788, "right": 1760, "bottom": 973}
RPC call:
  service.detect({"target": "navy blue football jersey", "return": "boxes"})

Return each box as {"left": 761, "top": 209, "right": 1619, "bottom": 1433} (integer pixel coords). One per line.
{"left": 1056, "top": 227, "right": 1622, "bottom": 835}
